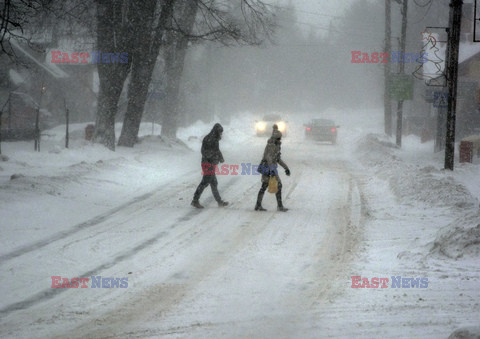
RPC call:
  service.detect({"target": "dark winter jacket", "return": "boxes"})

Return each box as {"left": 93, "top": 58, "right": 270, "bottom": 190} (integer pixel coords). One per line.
{"left": 260, "top": 136, "right": 289, "bottom": 175}
{"left": 201, "top": 123, "right": 224, "bottom": 166}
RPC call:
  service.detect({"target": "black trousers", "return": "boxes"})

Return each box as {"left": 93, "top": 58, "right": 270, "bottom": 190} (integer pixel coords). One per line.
{"left": 256, "top": 175, "right": 283, "bottom": 207}
{"left": 193, "top": 174, "right": 222, "bottom": 202}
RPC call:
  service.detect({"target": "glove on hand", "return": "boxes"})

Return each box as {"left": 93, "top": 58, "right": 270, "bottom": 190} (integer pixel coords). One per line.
{"left": 285, "top": 169, "right": 291, "bottom": 176}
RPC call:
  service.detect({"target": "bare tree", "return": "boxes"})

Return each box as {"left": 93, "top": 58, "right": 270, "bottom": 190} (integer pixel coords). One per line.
{"left": 116, "top": 0, "right": 274, "bottom": 145}
{"left": 116, "top": 0, "right": 175, "bottom": 147}
{"left": 1, "top": 0, "right": 94, "bottom": 58}
{"left": 91, "top": 0, "right": 274, "bottom": 149}
{"left": 2, "top": 0, "right": 274, "bottom": 149}
{"left": 160, "top": 0, "right": 198, "bottom": 138}
{"left": 161, "top": 0, "right": 274, "bottom": 138}
{"left": 93, "top": 0, "right": 135, "bottom": 150}
{"left": 1, "top": 0, "right": 47, "bottom": 56}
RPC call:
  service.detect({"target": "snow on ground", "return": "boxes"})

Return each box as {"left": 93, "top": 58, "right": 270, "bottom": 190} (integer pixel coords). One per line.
{"left": 333, "top": 130, "right": 480, "bottom": 338}
{"left": 0, "top": 122, "right": 196, "bottom": 255}
{"left": 0, "top": 109, "right": 479, "bottom": 338}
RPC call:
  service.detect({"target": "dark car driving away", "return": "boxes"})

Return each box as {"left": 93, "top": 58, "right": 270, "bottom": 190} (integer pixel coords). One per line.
{"left": 304, "top": 119, "right": 339, "bottom": 144}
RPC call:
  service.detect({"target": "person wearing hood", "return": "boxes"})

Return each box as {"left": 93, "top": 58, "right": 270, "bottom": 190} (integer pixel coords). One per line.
{"left": 255, "top": 124, "right": 290, "bottom": 212}
{"left": 191, "top": 123, "right": 229, "bottom": 209}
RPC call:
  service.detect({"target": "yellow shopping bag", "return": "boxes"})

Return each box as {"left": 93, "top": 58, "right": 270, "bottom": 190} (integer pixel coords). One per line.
{"left": 267, "top": 176, "right": 278, "bottom": 194}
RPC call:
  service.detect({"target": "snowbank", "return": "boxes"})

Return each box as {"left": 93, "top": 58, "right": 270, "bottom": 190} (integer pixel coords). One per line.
{"left": 431, "top": 220, "right": 480, "bottom": 259}
{"left": 356, "top": 133, "right": 480, "bottom": 261}
{"left": 357, "top": 134, "right": 477, "bottom": 208}
{"left": 448, "top": 326, "right": 480, "bottom": 339}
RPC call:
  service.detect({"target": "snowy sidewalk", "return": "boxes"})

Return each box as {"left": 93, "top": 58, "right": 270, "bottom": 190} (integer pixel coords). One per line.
{"left": 312, "top": 133, "right": 480, "bottom": 338}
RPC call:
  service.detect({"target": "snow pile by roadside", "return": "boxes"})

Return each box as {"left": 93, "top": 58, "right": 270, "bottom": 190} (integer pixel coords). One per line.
{"left": 356, "top": 133, "right": 480, "bottom": 260}
{"left": 448, "top": 326, "right": 480, "bottom": 339}
{"left": 430, "top": 217, "right": 480, "bottom": 259}
{"left": 1, "top": 121, "right": 193, "bottom": 186}
{"left": 0, "top": 121, "right": 202, "bottom": 255}
{"left": 357, "top": 134, "right": 477, "bottom": 208}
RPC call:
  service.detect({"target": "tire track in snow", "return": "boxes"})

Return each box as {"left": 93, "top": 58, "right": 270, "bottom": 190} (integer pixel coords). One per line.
{"left": 121, "top": 165, "right": 356, "bottom": 338}
{"left": 0, "top": 170, "right": 198, "bottom": 263}
{"left": 305, "top": 172, "right": 367, "bottom": 310}
{"left": 0, "top": 174, "right": 249, "bottom": 317}
{"left": 53, "top": 172, "right": 305, "bottom": 338}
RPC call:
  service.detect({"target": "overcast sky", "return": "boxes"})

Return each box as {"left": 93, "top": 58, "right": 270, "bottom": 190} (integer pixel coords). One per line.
{"left": 273, "top": 0, "right": 353, "bottom": 35}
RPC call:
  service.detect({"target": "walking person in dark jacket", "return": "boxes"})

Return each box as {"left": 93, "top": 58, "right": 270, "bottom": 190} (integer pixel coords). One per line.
{"left": 191, "top": 123, "right": 229, "bottom": 209}
{"left": 255, "top": 124, "right": 290, "bottom": 212}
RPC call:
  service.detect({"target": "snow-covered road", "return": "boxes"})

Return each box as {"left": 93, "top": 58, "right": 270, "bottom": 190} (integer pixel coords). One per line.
{"left": 73, "top": 153, "right": 363, "bottom": 338}
{"left": 1, "top": 111, "right": 479, "bottom": 338}
{"left": 0, "top": 135, "right": 365, "bottom": 338}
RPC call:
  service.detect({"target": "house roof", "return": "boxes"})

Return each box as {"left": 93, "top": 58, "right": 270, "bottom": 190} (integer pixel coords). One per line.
{"left": 9, "top": 36, "right": 69, "bottom": 79}
{"left": 459, "top": 42, "right": 480, "bottom": 65}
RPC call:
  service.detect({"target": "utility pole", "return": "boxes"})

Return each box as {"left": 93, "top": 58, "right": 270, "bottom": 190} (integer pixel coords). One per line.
{"left": 396, "top": 0, "right": 408, "bottom": 147}
{"left": 384, "top": 0, "right": 393, "bottom": 136}
{"left": 444, "top": 0, "right": 463, "bottom": 170}
{"left": 0, "top": 109, "right": 2, "bottom": 155}
{"left": 34, "top": 106, "right": 40, "bottom": 152}
{"left": 0, "top": 96, "right": 7, "bottom": 155}
{"left": 35, "top": 84, "right": 45, "bottom": 152}
{"left": 65, "top": 99, "right": 69, "bottom": 149}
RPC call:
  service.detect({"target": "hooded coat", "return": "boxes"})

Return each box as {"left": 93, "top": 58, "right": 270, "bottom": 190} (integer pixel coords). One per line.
{"left": 201, "top": 123, "right": 224, "bottom": 167}
{"left": 259, "top": 133, "right": 289, "bottom": 181}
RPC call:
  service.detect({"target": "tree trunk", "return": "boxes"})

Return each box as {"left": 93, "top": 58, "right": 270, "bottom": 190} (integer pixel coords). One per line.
{"left": 117, "top": 59, "right": 154, "bottom": 146}
{"left": 161, "top": 44, "right": 187, "bottom": 138}
{"left": 94, "top": 0, "right": 133, "bottom": 150}
{"left": 161, "top": 0, "right": 198, "bottom": 139}
{"left": 95, "top": 77, "right": 124, "bottom": 150}
{"left": 117, "top": 0, "right": 176, "bottom": 147}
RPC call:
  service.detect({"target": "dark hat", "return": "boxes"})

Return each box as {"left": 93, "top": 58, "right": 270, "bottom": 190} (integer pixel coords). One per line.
{"left": 213, "top": 123, "right": 223, "bottom": 133}
{"left": 272, "top": 124, "right": 281, "bottom": 139}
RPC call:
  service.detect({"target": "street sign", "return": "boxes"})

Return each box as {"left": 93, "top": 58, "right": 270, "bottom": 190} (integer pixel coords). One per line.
{"left": 390, "top": 74, "right": 413, "bottom": 100}
{"left": 433, "top": 91, "right": 448, "bottom": 108}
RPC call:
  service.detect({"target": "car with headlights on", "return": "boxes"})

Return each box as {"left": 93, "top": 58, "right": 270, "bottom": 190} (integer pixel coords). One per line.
{"left": 304, "top": 118, "right": 339, "bottom": 144}
{"left": 255, "top": 114, "right": 287, "bottom": 136}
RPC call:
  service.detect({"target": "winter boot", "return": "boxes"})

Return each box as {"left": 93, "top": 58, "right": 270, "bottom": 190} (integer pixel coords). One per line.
{"left": 218, "top": 200, "right": 229, "bottom": 207}
{"left": 276, "top": 190, "right": 288, "bottom": 212}
{"left": 191, "top": 200, "right": 204, "bottom": 209}
{"left": 255, "top": 203, "right": 267, "bottom": 211}
{"left": 255, "top": 187, "right": 267, "bottom": 211}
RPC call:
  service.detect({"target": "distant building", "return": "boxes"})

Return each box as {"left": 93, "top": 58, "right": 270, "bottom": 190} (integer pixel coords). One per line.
{"left": 407, "top": 39, "right": 480, "bottom": 149}
{"left": 457, "top": 47, "right": 480, "bottom": 138}
{"left": 0, "top": 32, "right": 97, "bottom": 140}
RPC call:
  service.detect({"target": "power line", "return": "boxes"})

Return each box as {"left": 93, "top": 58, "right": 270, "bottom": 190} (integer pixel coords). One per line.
{"left": 413, "top": 0, "right": 433, "bottom": 8}
{"left": 275, "top": 16, "right": 387, "bottom": 40}
{"left": 411, "top": 0, "right": 434, "bottom": 24}
{"left": 269, "top": 4, "right": 345, "bottom": 20}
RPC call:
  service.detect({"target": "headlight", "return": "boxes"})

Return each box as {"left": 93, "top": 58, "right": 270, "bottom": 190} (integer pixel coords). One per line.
{"left": 256, "top": 121, "right": 266, "bottom": 131}
{"left": 276, "top": 121, "right": 286, "bottom": 132}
